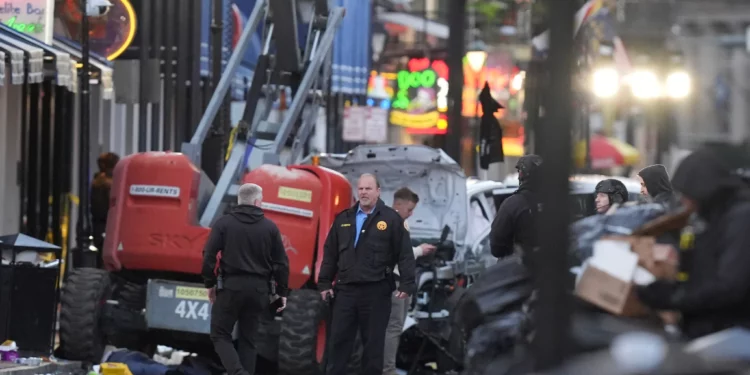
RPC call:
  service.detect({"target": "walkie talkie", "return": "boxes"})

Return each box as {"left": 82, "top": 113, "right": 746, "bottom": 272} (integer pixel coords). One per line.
{"left": 216, "top": 273, "right": 224, "bottom": 291}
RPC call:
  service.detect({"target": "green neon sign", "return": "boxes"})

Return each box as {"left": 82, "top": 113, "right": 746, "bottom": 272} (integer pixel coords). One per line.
{"left": 4, "top": 16, "right": 44, "bottom": 33}
{"left": 393, "top": 69, "right": 437, "bottom": 110}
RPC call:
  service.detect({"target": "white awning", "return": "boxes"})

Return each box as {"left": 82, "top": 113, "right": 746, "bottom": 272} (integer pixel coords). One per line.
{"left": 53, "top": 40, "right": 114, "bottom": 100}
{"left": 377, "top": 12, "right": 449, "bottom": 39}
{"left": 0, "top": 40, "right": 25, "bottom": 85}
{"left": 0, "top": 25, "right": 79, "bottom": 87}
{"left": 0, "top": 35, "right": 43, "bottom": 84}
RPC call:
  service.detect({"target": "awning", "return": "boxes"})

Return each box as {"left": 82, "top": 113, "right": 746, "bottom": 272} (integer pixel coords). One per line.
{"left": 332, "top": 0, "right": 371, "bottom": 94}
{"left": 0, "top": 38, "right": 25, "bottom": 85}
{"left": 574, "top": 135, "right": 640, "bottom": 169}
{"left": 376, "top": 12, "right": 449, "bottom": 39}
{"left": 0, "top": 24, "right": 73, "bottom": 87}
{"left": 0, "top": 29, "right": 43, "bottom": 84}
{"left": 53, "top": 38, "right": 114, "bottom": 100}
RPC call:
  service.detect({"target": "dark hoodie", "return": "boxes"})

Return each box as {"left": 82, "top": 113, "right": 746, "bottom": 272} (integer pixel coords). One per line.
{"left": 637, "top": 149, "right": 750, "bottom": 338}
{"left": 638, "top": 164, "right": 676, "bottom": 208}
{"left": 490, "top": 155, "right": 543, "bottom": 258}
{"left": 201, "top": 205, "right": 290, "bottom": 296}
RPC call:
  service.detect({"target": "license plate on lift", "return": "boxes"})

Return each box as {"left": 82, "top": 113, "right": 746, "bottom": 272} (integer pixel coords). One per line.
{"left": 146, "top": 279, "right": 212, "bottom": 334}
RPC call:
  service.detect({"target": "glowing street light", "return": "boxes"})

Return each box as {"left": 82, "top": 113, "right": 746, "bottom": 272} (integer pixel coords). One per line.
{"left": 591, "top": 67, "right": 619, "bottom": 98}
{"left": 466, "top": 40, "right": 488, "bottom": 73}
{"left": 629, "top": 70, "right": 662, "bottom": 99}
{"left": 665, "top": 71, "right": 691, "bottom": 99}
{"left": 511, "top": 71, "right": 526, "bottom": 92}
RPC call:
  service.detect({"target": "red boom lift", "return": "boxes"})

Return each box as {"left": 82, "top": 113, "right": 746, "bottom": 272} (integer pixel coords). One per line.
{"left": 57, "top": 1, "right": 354, "bottom": 374}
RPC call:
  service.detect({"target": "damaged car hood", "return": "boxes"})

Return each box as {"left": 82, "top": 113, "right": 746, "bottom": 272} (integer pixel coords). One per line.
{"left": 327, "top": 145, "right": 468, "bottom": 246}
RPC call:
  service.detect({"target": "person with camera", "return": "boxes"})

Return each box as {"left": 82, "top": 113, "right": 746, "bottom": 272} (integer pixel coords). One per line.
{"left": 383, "top": 187, "right": 437, "bottom": 375}
{"left": 319, "top": 174, "right": 416, "bottom": 375}
{"left": 201, "top": 183, "right": 289, "bottom": 375}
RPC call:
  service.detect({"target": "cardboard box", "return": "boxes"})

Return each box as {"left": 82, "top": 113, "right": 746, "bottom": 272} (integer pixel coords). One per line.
{"left": 576, "top": 264, "right": 649, "bottom": 317}
{"left": 602, "top": 236, "right": 679, "bottom": 280}
{"left": 574, "top": 240, "right": 650, "bottom": 317}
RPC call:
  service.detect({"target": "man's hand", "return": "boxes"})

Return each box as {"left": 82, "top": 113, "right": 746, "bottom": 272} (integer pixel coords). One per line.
{"left": 277, "top": 297, "right": 287, "bottom": 312}
{"left": 420, "top": 244, "right": 437, "bottom": 256}
{"left": 394, "top": 291, "right": 409, "bottom": 299}
{"left": 208, "top": 287, "right": 216, "bottom": 304}
{"left": 321, "top": 289, "right": 334, "bottom": 301}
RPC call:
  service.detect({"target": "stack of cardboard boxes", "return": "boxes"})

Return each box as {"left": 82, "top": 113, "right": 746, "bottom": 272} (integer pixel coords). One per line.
{"left": 575, "top": 236, "right": 679, "bottom": 317}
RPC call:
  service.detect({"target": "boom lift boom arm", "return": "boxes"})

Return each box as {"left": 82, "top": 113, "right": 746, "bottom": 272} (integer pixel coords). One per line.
{"left": 178, "top": 0, "right": 345, "bottom": 227}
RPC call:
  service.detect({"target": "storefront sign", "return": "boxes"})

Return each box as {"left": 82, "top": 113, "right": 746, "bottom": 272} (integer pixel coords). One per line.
{"left": 343, "top": 104, "right": 388, "bottom": 143}
{"left": 389, "top": 58, "right": 449, "bottom": 135}
{"left": 0, "top": 0, "right": 55, "bottom": 43}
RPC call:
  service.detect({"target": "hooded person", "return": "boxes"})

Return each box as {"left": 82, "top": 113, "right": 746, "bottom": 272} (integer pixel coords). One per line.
{"left": 637, "top": 164, "right": 677, "bottom": 208}
{"left": 490, "top": 155, "right": 543, "bottom": 259}
{"left": 637, "top": 148, "right": 750, "bottom": 338}
{"left": 91, "top": 152, "right": 120, "bottom": 265}
{"left": 594, "top": 179, "right": 629, "bottom": 214}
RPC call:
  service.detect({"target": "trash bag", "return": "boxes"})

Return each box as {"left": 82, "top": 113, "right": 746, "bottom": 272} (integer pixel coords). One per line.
{"left": 464, "top": 311, "right": 533, "bottom": 375}
{"left": 455, "top": 256, "right": 534, "bottom": 336}
{"left": 458, "top": 257, "right": 535, "bottom": 375}
{"left": 569, "top": 203, "right": 666, "bottom": 265}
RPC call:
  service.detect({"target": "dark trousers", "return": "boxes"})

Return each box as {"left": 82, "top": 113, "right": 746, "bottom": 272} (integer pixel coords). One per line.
{"left": 210, "top": 287, "right": 266, "bottom": 375}
{"left": 327, "top": 280, "right": 393, "bottom": 375}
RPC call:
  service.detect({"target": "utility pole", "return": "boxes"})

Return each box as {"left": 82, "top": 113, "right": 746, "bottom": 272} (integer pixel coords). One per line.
{"left": 203, "top": 0, "right": 228, "bottom": 183}
{"left": 77, "top": 0, "right": 94, "bottom": 267}
{"left": 534, "top": 0, "right": 576, "bottom": 370}
{"left": 445, "top": 0, "right": 466, "bottom": 162}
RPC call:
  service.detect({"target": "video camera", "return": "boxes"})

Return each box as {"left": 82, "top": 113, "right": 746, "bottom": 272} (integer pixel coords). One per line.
{"left": 414, "top": 225, "right": 456, "bottom": 267}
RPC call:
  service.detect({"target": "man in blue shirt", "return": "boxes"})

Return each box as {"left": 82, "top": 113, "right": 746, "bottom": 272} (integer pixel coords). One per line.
{"left": 318, "top": 174, "right": 416, "bottom": 375}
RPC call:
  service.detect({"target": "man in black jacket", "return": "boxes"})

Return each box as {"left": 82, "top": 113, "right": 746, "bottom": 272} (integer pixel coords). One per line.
{"left": 202, "top": 183, "right": 289, "bottom": 375}
{"left": 637, "top": 149, "right": 750, "bottom": 338}
{"left": 490, "top": 155, "right": 543, "bottom": 259}
{"left": 637, "top": 164, "right": 677, "bottom": 208}
{"left": 319, "top": 173, "right": 416, "bottom": 375}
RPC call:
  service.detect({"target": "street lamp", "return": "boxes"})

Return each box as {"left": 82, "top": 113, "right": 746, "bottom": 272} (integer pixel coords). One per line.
{"left": 591, "top": 67, "right": 619, "bottom": 99}
{"left": 466, "top": 41, "right": 489, "bottom": 74}
{"left": 665, "top": 71, "right": 691, "bottom": 99}
{"left": 466, "top": 40, "right": 488, "bottom": 177}
{"left": 629, "top": 69, "right": 662, "bottom": 100}
{"left": 511, "top": 71, "right": 526, "bottom": 92}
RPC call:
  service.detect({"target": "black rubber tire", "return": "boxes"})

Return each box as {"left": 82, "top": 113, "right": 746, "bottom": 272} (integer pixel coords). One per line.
{"left": 58, "top": 268, "right": 111, "bottom": 363}
{"left": 278, "top": 289, "right": 328, "bottom": 375}
{"left": 103, "top": 279, "right": 150, "bottom": 353}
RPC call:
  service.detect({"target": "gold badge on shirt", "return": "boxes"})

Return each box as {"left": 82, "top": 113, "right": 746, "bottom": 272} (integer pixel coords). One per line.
{"left": 376, "top": 221, "right": 387, "bottom": 231}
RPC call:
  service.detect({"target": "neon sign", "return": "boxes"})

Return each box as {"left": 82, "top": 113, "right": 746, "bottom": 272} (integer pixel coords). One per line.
{"left": 388, "top": 58, "right": 449, "bottom": 135}
{"left": 55, "top": 0, "right": 137, "bottom": 61}
{"left": 0, "top": 0, "right": 53, "bottom": 43}
{"left": 4, "top": 15, "right": 43, "bottom": 33}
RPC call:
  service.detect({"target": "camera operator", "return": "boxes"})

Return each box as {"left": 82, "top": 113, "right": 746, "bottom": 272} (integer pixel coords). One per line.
{"left": 383, "top": 187, "right": 436, "bottom": 375}
{"left": 201, "top": 183, "right": 289, "bottom": 375}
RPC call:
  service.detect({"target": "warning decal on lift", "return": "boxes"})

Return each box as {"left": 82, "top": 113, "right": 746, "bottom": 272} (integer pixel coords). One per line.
{"left": 129, "top": 185, "right": 181, "bottom": 198}
{"left": 277, "top": 186, "right": 313, "bottom": 203}
{"left": 261, "top": 202, "right": 314, "bottom": 218}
